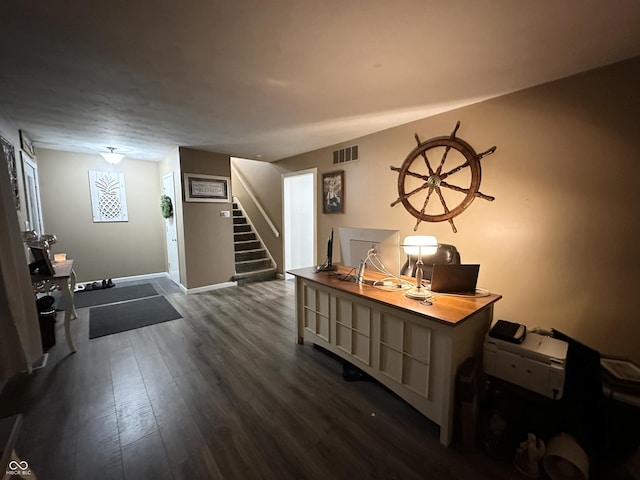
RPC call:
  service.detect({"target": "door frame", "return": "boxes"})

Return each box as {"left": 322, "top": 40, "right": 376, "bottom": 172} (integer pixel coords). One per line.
{"left": 282, "top": 168, "right": 317, "bottom": 279}
{"left": 162, "top": 172, "right": 180, "bottom": 285}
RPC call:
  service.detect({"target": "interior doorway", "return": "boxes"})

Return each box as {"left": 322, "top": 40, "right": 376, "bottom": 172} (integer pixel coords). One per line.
{"left": 162, "top": 172, "right": 180, "bottom": 285}
{"left": 282, "top": 169, "right": 316, "bottom": 280}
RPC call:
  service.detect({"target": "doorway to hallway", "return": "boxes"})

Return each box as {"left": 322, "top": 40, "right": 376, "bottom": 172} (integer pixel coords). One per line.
{"left": 282, "top": 169, "right": 316, "bottom": 280}
{"left": 162, "top": 172, "right": 180, "bottom": 285}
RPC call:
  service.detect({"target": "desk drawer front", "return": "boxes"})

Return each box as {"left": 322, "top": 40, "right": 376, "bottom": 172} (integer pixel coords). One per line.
{"left": 303, "top": 284, "right": 330, "bottom": 341}
{"left": 335, "top": 296, "right": 371, "bottom": 365}
{"left": 379, "top": 313, "right": 432, "bottom": 399}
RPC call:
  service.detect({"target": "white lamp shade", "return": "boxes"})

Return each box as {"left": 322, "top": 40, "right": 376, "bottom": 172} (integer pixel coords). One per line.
{"left": 101, "top": 152, "right": 124, "bottom": 164}
{"left": 402, "top": 235, "right": 438, "bottom": 256}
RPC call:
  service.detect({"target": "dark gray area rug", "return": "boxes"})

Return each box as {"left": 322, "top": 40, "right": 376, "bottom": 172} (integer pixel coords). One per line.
{"left": 57, "top": 283, "right": 158, "bottom": 310}
{"left": 89, "top": 295, "right": 182, "bottom": 339}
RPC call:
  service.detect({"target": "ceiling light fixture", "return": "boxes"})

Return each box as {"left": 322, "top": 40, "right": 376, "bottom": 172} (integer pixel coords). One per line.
{"left": 100, "top": 147, "right": 124, "bottom": 165}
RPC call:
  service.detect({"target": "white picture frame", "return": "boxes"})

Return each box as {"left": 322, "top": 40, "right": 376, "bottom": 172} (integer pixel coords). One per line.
{"left": 89, "top": 171, "right": 128, "bottom": 222}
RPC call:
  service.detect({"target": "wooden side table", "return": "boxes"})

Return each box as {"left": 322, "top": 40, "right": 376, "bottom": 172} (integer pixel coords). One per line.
{"left": 31, "top": 259, "right": 77, "bottom": 353}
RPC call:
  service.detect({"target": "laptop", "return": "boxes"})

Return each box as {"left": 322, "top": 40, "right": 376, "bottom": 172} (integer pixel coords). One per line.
{"left": 429, "top": 264, "right": 480, "bottom": 294}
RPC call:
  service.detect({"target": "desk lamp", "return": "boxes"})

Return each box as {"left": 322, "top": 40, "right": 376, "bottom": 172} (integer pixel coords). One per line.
{"left": 402, "top": 235, "right": 437, "bottom": 300}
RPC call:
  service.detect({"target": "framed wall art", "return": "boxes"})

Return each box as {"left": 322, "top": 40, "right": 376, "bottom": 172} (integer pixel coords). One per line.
{"left": 322, "top": 170, "right": 344, "bottom": 214}
{"left": 1, "top": 135, "right": 20, "bottom": 211}
{"left": 20, "top": 130, "right": 36, "bottom": 158}
{"left": 89, "top": 170, "right": 129, "bottom": 222}
{"left": 184, "top": 173, "right": 231, "bottom": 203}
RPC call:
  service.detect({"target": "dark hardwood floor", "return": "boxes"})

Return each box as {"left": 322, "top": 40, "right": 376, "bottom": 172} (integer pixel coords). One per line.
{"left": 1, "top": 277, "right": 532, "bottom": 479}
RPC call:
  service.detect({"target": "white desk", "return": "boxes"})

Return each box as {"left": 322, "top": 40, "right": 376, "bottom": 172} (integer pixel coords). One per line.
{"left": 31, "top": 259, "right": 77, "bottom": 353}
{"left": 289, "top": 265, "right": 502, "bottom": 446}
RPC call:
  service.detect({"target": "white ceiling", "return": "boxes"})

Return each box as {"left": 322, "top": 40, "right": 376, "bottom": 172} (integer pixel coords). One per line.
{"left": 1, "top": 0, "right": 639, "bottom": 162}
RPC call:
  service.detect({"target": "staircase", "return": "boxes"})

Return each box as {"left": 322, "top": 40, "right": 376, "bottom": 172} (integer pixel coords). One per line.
{"left": 232, "top": 200, "right": 278, "bottom": 284}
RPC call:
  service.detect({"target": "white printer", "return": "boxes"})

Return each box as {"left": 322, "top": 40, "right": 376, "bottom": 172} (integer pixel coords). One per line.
{"left": 484, "top": 331, "right": 568, "bottom": 399}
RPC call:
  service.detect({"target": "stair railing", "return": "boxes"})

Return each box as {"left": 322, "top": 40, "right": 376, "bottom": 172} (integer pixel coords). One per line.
{"left": 231, "top": 164, "right": 280, "bottom": 238}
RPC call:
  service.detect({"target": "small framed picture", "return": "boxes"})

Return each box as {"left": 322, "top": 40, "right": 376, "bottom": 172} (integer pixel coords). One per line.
{"left": 29, "top": 245, "right": 55, "bottom": 276}
{"left": 20, "top": 130, "right": 36, "bottom": 158}
{"left": 184, "top": 173, "right": 231, "bottom": 203}
{"left": 322, "top": 170, "right": 344, "bottom": 214}
{"left": 1, "top": 135, "right": 20, "bottom": 211}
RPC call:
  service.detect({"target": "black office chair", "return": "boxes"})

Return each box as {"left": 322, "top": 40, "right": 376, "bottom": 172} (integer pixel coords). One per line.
{"left": 401, "top": 243, "right": 460, "bottom": 281}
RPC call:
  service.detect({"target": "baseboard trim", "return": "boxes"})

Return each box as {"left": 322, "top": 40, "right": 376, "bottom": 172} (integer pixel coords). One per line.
{"left": 32, "top": 353, "right": 49, "bottom": 370}
{"left": 79, "top": 272, "right": 169, "bottom": 287}
{"left": 113, "top": 272, "right": 170, "bottom": 283}
{"left": 182, "top": 281, "right": 237, "bottom": 294}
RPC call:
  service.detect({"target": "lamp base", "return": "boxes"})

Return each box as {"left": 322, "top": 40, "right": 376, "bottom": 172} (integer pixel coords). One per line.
{"left": 405, "top": 287, "right": 431, "bottom": 300}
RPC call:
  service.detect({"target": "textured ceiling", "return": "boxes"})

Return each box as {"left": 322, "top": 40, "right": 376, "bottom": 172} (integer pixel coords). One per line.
{"left": 1, "top": 0, "right": 639, "bottom": 162}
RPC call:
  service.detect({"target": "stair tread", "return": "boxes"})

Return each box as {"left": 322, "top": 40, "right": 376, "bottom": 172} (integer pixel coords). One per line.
{"left": 236, "top": 258, "right": 270, "bottom": 264}
{"left": 233, "top": 267, "right": 277, "bottom": 278}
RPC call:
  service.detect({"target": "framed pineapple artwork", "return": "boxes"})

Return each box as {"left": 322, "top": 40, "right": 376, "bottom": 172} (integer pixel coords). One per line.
{"left": 89, "top": 170, "right": 129, "bottom": 222}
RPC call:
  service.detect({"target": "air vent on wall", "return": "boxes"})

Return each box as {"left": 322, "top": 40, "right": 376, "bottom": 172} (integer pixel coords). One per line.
{"left": 333, "top": 145, "right": 358, "bottom": 165}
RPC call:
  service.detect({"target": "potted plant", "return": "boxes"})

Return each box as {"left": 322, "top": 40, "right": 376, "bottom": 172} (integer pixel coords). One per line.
{"left": 160, "top": 194, "right": 173, "bottom": 219}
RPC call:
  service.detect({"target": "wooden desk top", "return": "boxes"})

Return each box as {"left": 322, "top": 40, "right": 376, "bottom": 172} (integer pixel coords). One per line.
{"left": 31, "top": 258, "right": 74, "bottom": 282}
{"left": 288, "top": 265, "right": 502, "bottom": 327}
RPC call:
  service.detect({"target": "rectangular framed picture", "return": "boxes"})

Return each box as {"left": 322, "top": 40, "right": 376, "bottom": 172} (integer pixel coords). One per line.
{"left": 1, "top": 135, "right": 20, "bottom": 211}
{"left": 184, "top": 173, "right": 231, "bottom": 203}
{"left": 29, "top": 245, "right": 55, "bottom": 276}
{"left": 322, "top": 170, "right": 344, "bottom": 214}
{"left": 89, "top": 171, "right": 128, "bottom": 222}
{"left": 20, "top": 130, "right": 36, "bottom": 158}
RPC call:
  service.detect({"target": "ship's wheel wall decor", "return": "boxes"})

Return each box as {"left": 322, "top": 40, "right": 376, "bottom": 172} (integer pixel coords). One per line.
{"left": 390, "top": 121, "right": 496, "bottom": 233}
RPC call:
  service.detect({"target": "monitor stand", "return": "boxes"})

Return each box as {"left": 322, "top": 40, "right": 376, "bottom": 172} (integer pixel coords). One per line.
{"left": 315, "top": 263, "right": 338, "bottom": 272}
{"left": 316, "top": 228, "right": 338, "bottom": 272}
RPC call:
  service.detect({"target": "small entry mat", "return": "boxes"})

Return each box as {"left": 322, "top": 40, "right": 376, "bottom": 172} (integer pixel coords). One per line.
{"left": 89, "top": 295, "right": 181, "bottom": 339}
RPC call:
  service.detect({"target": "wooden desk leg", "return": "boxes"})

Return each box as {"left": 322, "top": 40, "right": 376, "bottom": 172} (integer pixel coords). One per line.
{"left": 294, "top": 278, "right": 304, "bottom": 344}
{"left": 59, "top": 279, "right": 77, "bottom": 353}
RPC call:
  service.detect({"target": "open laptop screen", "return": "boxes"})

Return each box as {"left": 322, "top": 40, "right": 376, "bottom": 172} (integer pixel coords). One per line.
{"left": 429, "top": 264, "right": 480, "bottom": 294}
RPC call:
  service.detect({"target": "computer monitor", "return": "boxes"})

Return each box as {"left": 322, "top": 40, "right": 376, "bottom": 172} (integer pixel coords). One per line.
{"left": 316, "top": 228, "right": 338, "bottom": 272}
{"left": 338, "top": 227, "right": 401, "bottom": 277}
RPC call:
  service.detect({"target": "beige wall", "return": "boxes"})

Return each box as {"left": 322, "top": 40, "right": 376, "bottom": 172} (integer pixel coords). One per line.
{"left": 178, "top": 147, "right": 236, "bottom": 289}
{"left": 36, "top": 149, "right": 166, "bottom": 282}
{"left": 240, "top": 57, "right": 640, "bottom": 363}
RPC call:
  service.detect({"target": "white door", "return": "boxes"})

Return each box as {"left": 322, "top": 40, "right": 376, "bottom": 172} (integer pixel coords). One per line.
{"left": 283, "top": 169, "right": 316, "bottom": 280}
{"left": 22, "top": 154, "right": 44, "bottom": 235}
{"left": 163, "top": 172, "right": 180, "bottom": 285}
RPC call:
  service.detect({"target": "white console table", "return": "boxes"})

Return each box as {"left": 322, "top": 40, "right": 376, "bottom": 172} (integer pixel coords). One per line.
{"left": 289, "top": 265, "right": 501, "bottom": 446}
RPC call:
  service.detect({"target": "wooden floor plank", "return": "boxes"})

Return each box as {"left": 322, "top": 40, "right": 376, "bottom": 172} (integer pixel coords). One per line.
{"left": 74, "top": 411, "right": 123, "bottom": 480}
{"left": 122, "top": 431, "right": 173, "bottom": 480}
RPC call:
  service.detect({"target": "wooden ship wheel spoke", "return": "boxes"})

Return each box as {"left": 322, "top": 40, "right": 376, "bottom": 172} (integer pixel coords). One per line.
{"left": 390, "top": 121, "right": 496, "bottom": 233}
